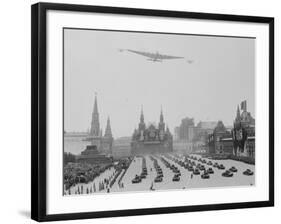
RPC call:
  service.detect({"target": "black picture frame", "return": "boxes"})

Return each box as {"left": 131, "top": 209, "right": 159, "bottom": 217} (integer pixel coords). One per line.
{"left": 31, "top": 2, "right": 274, "bottom": 222}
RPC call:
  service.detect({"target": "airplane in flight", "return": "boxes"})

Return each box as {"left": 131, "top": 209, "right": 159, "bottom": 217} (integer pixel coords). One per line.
{"left": 119, "top": 49, "right": 184, "bottom": 62}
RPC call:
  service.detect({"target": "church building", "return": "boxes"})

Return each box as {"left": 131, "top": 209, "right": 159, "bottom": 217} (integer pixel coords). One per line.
{"left": 131, "top": 107, "right": 173, "bottom": 155}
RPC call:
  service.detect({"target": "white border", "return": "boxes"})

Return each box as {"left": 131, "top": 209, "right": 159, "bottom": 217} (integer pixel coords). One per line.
{"left": 47, "top": 10, "right": 269, "bottom": 215}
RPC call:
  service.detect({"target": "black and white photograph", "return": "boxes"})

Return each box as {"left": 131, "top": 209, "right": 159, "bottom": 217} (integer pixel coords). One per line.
{"left": 0, "top": 0, "right": 277, "bottom": 223}
{"left": 63, "top": 28, "right": 256, "bottom": 195}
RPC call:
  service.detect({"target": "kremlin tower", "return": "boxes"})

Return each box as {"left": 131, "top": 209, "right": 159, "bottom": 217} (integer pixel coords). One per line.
{"left": 86, "top": 93, "right": 114, "bottom": 154}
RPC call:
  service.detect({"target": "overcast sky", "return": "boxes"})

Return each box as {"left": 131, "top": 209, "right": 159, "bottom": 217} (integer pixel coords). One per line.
{"left": 64, "top": 28, "right": 255, "bottom": 138}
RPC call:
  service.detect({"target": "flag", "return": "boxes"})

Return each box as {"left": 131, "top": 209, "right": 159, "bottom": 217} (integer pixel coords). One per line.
{"left": 241, "top": 100, "right": 247, "bottom": 111}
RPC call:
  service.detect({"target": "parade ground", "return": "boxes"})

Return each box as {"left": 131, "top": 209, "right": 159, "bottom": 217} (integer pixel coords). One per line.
{"left": 64, "top": 154, "right": 255, "bottom": 196}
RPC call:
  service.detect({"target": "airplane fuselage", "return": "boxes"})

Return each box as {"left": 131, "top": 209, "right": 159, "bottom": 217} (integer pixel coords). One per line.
{"left": 123, "top": 49, "right": 184, "bottom": 62}
{"left": 147, "top": 52, "right": 162, "bottom": 62}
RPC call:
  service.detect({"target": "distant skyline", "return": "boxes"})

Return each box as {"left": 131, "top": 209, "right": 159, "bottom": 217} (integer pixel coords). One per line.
{"left": 64, "top": 29, "right": 255, "bottom": 138}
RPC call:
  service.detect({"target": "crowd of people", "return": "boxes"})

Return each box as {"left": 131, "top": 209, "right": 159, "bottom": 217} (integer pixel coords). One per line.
{"left": 63, "top": 162, "right": 114, "bottom": 191}
{"left": 64, "top": 157, "right": 133, "bottom": 194}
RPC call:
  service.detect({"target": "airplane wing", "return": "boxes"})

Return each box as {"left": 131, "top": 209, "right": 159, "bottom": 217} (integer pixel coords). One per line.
{"left": 126, "top": 49, "right": 155, "bottom": 59}
{"left": 125, "top": 49, "right": 184, "bottom": 60}
{"left": 157, "top": 53, "right": 184, "bottom": 60}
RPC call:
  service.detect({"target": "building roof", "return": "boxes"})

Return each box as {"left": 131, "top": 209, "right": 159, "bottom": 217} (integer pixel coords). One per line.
{"left": 197, "top": 121, "right": 217, "bottom": 129}
{"left": 214, "top": 120, "right": 226, "bottom": 132}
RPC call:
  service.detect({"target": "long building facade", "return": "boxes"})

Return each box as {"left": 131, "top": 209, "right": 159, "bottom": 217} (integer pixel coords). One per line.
{"left": 207, "top": 120, "right": 233, "bottom": 154}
